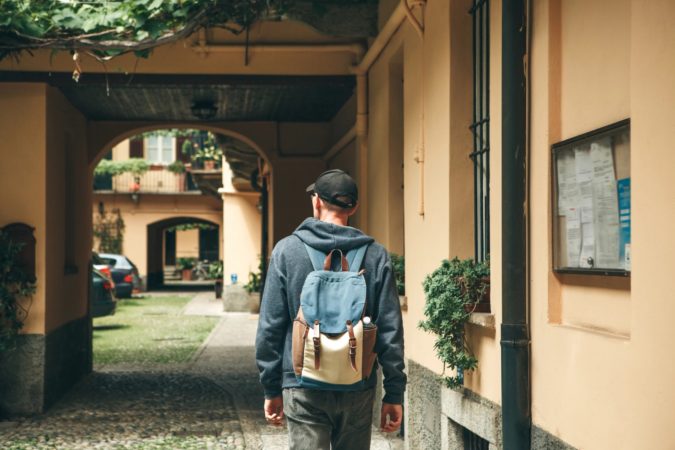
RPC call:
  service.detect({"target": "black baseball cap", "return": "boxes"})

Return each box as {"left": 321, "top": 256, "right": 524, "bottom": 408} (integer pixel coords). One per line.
{"left": 306, "top": 169, "right": 358, "bottom": 209}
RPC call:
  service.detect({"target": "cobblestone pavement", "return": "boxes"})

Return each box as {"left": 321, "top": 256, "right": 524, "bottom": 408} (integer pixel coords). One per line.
{"left": 0, "top": 293, "right": 404, "bottom": 449}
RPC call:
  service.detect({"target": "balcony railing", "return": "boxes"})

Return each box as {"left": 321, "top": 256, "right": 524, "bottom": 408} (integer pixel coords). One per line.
{"left": 93, "top": 167, "right": 199, "bottom": 193}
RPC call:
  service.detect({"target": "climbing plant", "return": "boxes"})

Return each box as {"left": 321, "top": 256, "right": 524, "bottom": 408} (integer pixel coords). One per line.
{"left": 0, "top": 229, "right": 36, "bottom": 353}
{"left": 93, "top": 208, "right": 125, "bottom": 254}
{"left": 94, "top": 158, "right": 149, "bottom": 177}
{"left": 390, "top": 253, "right": 405, "bottom": 296}
{"left": 0, "top": 1, "right": 378, "bottom": 64}
{"left": 418, "top": 257, "right": 490, "bottom": 388}
{"left": 0, "top": 1, "right": 281, "bottom": 62}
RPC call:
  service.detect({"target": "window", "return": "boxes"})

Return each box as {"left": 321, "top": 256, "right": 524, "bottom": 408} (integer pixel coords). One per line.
{"left": 470, "top": 0, "right": 490, "bottom": 262}
{"left": 463, "top": 427, "right": 490, "bottom": 450}
{"left": 145, "top": 135, "right": 175, "bottom": 164}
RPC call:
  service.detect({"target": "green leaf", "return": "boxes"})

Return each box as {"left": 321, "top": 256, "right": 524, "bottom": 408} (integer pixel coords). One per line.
{"left": 134, "top": 49, "right": 152, "bottom": 58}
{"left": 135, "top": 29, "right": 150, "bottom": 40}
{"left": 81, "top": 18, "right": 98, "bottom": 33}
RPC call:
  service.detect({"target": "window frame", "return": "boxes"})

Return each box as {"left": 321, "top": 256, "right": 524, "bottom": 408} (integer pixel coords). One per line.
{"left": 144, "top": 135, "right": 176, "bottom": 165}
{"left": 469, "top": 0, "right": 491, "bottom": 262}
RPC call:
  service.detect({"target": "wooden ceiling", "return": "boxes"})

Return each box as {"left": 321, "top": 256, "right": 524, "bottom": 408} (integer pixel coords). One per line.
{"left": 49, "top": 74, "right": 356, "bottom": 122}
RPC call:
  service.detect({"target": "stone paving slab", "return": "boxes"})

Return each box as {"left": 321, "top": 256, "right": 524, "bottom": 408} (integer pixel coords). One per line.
{"left": 0, "top": 371, "right": 245, "bottom": 449}
{"left": 182, "top": 291, "right": 229, "bottom": 317}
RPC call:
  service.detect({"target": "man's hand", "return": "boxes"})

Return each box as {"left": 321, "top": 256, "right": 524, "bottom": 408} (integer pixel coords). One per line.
{"left": 380, "top": 403, "right": 403, "bottom": 432}
{"left": 264, "top": 396, "right": 284, "bottom": 426}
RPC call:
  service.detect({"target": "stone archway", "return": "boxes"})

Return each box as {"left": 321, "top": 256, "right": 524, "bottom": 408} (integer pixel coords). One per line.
{"left": 146, "top": 216, "right": 220, "bottom": 290}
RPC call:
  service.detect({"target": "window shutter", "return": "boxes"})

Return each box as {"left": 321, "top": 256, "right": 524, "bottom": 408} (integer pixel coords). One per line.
{"left": 176, "top": 137, "right": 187, "bottom": 162}
{"left": 129, "top": 139, "right": 144, "bottom": 158}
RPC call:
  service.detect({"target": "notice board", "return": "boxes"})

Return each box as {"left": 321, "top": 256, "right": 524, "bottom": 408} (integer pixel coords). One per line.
{"left": 552, "top": 120, "right": 631, "bottom": 276}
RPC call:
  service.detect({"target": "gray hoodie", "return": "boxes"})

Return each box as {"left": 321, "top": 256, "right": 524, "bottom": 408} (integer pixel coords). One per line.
{"left": 255, "top": 218, "right": 406, "bottom": 404}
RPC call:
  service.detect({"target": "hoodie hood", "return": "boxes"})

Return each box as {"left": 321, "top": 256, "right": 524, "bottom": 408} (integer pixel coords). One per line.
{"left": 292, "top": 218, "right": 374, "bottom": 253}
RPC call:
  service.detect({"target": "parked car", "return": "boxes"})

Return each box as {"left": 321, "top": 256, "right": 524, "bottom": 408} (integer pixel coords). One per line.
{"left": 98, "top": 253, "right": 141, "bottom": 298}
{"left": 91, "top": 268, "right": 117, "bottom": 318}
{"left": 92, "top": 251, "right": 114, "bottom": 285}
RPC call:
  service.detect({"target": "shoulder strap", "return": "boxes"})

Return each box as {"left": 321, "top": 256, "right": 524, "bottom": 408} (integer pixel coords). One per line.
{"left": 303, "top": 243, "right": 326, "bottom": 271}
{"left": 346, "top": 244, "right": 369, "bottom": 273}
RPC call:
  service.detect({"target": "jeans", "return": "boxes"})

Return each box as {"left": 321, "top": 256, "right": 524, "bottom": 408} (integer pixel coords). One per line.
{"left": 283, "top": 387, "right": 375, "bottom": 450}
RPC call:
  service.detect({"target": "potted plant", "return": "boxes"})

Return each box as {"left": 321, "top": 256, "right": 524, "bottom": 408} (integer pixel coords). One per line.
{"left": 418, "top": 257, "right": 490, "bottom": 388}
{"left": 390, "top": 253, "right": 407, "bottom": 311}
{"left": 209, "top": 260, "right": 224, "bottom": 299}
{"left": 244, "top": 270, "right": 262, "bottom": 313}
{"left": 0, "top": 229, "right": 36, "bottom": 354}
{"left": 177, "top": 257, "right": 196, "bottom": 281}
{"left": 167, "top": 160, "right": 186, "bottom": 174}
{"left": 194, "top": 144, "right": 222, "bottom": 171}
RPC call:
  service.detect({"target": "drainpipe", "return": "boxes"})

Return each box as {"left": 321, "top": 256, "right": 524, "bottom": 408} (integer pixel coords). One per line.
{"left": 501, "top": 0, "right": 531, "bottom": 449}
{"left": 192, "top": 32, "right": 365, "bottom": 61}
{"left": 356, "top": 74, "right": 369, "bottom": 231}
{"left": 351, "top": 0, "right": 426, "bottom": 224}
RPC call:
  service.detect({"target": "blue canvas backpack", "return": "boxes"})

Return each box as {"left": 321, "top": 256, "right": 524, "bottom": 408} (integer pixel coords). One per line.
{"left": 292, "top": 243, "right": 378, "bottom": 390}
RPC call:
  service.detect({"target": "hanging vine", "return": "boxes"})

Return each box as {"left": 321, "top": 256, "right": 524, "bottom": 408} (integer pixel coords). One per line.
{"left": 0, "top": 230, "right": 36, "bottom": 353}
{"left": 0, "top": 0, "right": 282, "bottom": 62}
{"left": 93, "top": 208, "right": 125, "bottom": 254}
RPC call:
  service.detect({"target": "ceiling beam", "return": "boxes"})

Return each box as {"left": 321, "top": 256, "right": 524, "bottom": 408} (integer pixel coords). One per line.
{"left": 0, "top": 71, "right": 355, "bottom": 88}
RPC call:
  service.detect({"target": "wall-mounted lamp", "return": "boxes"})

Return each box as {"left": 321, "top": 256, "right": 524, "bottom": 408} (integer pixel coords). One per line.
{"left": 191, "top": 101, "right": 218, "bottom": 120}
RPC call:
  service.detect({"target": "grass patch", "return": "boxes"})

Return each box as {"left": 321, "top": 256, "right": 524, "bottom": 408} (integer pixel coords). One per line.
{"left": 93, "top": 295, "right": 218, "bottom": 365}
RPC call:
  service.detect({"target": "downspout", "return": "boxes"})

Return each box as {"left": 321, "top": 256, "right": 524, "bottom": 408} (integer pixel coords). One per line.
{"left": 356, "top": 74, "right": 369, "bottom": 231}
{"left": 501, "top": 0, "right": 531, "bottom": 449}
{"left": 350, "top": 2, "right": 404, "bottom": 233}
{"left": 352, "top": 0, "right": 426, "bottom": 226}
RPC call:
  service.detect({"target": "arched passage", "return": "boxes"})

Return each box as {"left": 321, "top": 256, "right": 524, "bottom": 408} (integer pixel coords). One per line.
{"left": 146, "top": 216, "right": 220, "bottom": 290}
{"left": 91, "top": 125, "right": 270, "bottom": 295}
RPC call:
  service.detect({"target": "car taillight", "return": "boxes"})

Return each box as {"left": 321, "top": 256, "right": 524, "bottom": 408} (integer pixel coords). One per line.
{"left": 124, "top": 274, "right": 133, "bottom": 283}
{"left": 103, "top": 280, "right": 113, "bottom": 291}
{"left": 100, "top": 267, "right": 112, "bottom": 278}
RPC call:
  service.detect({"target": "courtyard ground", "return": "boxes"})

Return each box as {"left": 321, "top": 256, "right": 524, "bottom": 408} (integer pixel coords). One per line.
{"left": 0, "top": 292, "right": 404, "bottom": 449}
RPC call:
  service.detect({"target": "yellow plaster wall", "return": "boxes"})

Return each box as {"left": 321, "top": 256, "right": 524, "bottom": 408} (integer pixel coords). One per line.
{"left": 526, "top": 0, "right": 675, "bottom": 448}
{"left": 175, "top": 229, "right": 199, "bottom": 259}
{"left": 44, "top": 87, "right": 90, "bottom": 332}
{"left": 222, "top": 194, "right": 261, "bottom": 284}
{"left": 367, "top": 0, "right": 489, "bottom": 381}
{"left": 0, "top": 84, "right": 48, "bottom": 334}
{"left": 628, "top": 2, "right": 675, "bottom": 447}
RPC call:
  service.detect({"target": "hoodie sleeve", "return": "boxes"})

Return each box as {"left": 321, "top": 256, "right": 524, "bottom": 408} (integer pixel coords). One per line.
{"left": 373, "top": 251, "right": 407, "bottom": 404}
{"left": 255, "top": 245, "right": 290, "bottom": 399}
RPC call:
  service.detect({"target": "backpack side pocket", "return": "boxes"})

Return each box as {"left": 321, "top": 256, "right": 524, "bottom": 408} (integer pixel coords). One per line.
{"left": 361, "top": 324, "right": 377, "bottom": 379}
{"left": 292, "top": 308, "right": 309, "bottom": 376}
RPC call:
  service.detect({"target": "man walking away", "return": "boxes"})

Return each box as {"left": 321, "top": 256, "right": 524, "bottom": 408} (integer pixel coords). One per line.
{"left": 255, "top": 169, "right": 406, "bottom": 450}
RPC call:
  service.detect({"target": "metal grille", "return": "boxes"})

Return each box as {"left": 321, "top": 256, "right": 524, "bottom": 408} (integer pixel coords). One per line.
{"left": 463, "top": 427, "right": 490, "bottom": 450}
{"left": 470, "top": 0, "right": 490, "bottom": 262}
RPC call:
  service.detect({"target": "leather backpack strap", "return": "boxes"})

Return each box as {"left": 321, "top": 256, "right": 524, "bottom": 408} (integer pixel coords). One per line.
{"left": 313, "top": 320, "right": 321, "bottom": 370}
{"left": 346, "top": 320, "right": 358, "bottom": 372}
{"left": 323, "top": 249, "right": 349, "bottom": 271}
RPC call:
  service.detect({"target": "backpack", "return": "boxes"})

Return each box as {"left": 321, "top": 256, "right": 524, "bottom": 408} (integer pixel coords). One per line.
{"left": 292, "top": 243, "right": 378, "bottom": 390}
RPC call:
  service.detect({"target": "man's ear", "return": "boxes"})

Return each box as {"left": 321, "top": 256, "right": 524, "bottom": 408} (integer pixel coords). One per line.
{"left": 347, "top": 202, "right": 359, "bottom": 217}
{"left": 311, "top": 195, "right": 322, "bottom": 216}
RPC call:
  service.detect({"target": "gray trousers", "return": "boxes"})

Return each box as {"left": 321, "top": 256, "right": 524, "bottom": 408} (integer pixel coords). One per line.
{"left": 283, "top": 388, "right": 375, "bottom": 450}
